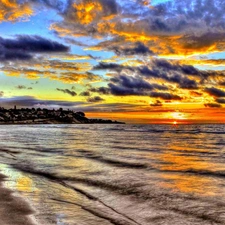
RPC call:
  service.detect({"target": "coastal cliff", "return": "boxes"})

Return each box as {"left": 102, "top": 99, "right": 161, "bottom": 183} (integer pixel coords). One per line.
{"left": 0, "top": 107, "right": 125, "bottom": 124}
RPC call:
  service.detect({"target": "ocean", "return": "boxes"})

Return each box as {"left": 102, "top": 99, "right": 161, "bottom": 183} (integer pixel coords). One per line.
{"left": 0, "top": 124, "right": 224, "bottom": 225}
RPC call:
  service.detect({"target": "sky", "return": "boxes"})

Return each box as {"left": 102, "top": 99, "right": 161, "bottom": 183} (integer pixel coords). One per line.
{"left": 0, "top": 0, "right": 225, "bottom": 124}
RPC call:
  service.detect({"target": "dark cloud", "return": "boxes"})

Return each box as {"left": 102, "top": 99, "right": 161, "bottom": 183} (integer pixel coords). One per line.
{"left": 56, "top": 88, "right": 77, "bottom": 97}
{"left": 93, "top": 59, "right": 199, "bottom": 89}
{"left": 205, "top": 87, "right": 225, "bottom": 97}
{"left": 108, "top": 83, "right": 145, "bottom": 96}
{"left": 152, "top": 59, "right": 200, "bottom": 76}
{"left": 3, "top": 35, "right": 69, "bottom": 53}
{"left": 80, "top": 91, "right": 91, "bottom": 96}
{"left": 107, "top": 75, "right": 168, "bottom": 96}
{"left": 0, "top": 35, "right": 69, "bottom": 61}
{"left": 150, "top": 91, "right": 182, "bottom": 100}
{"left": 111, "top": 75, "right": 154, "bottom": 89}
{"left": 89, "top": 87, "right": 111, "bottom": 95}
{"left": 112, "top": 42, "right": 155, "bottom": 56}
{"left": 219, "top": 81, "right": 225, "bottom": 86}
{"left": 93, "top": 62, "right": 133, "bottom": 72}
{"left": 150, "top": 100, "right": 163, "bottom": 107}
{"left": 0, "top": 91, "right": 4, "bottom": 97}
{"left": 216, "top": 98, "right": 225, "bottom": 104}
{"left": 138, "top": 60, "right": 199, "bottom": 89}
{"left": 87, "top": 96, "right": 104, "bottom": 103}
{"left": 15, "top": 85, "right": 32, "bottom": 90}
{"left": 204, "top": 103, "right": 222, "bottom": 108}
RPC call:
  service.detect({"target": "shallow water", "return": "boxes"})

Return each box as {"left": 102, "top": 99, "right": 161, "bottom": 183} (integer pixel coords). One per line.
{"left": 0, "top": 124, "right": 224, "bottom": 225}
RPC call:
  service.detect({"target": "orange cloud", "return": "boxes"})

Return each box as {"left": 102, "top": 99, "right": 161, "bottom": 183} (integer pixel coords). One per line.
{"left": 0, "top": 0, "right": 33, "bottom": 22}
{"left": 2, "top": 62, "right": 102, "bottom": 84}
{"left": 73, "top": 0, "right": 103, "bottom": 25}
{"left": 44, "top": 72, "right": 102, "bottom": 84}
{"left": 178, "top": 59, "right": 225, "bottom": 66}
{"left": 50, "top": 54, "right": 92, "bottom": 61}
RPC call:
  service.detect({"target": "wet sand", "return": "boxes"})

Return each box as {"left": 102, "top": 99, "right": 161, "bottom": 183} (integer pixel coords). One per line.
{"left": 0, "top": 173, "right": 37, "bottom": 225}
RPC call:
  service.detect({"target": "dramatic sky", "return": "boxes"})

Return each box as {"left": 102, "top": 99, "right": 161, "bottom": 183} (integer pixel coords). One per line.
{"left": 0, "top": 0, "right": 225, "bottom": 123}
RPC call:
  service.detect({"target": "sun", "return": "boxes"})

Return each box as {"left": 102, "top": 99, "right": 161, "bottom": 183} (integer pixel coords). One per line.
{"left": 173, "top": 121, "right": 177, "bottom": 125}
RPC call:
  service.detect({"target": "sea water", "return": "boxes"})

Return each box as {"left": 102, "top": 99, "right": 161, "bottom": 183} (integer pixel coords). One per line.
{"left": 0, "top": 124, "right": 224, "bottom": 225}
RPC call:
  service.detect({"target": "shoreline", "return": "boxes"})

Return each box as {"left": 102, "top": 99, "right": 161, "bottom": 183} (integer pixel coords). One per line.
{"left": 0, "top": 121, "right": 125, "bottom": 125}
{"left": 0, "top": 107, "right": 125, "bottom": 125}
{"left": 0, "top": 172, "right": 37, "bottom": 225}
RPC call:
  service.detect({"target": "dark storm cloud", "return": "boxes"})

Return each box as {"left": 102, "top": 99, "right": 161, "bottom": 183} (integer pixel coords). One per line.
{"left": 112, "top": 42, "right": 155, "bottom": 56}
{"left": 56, "top": 88, "right": 77, "bottom": 97}
{"left": 205, "top": 87, "right": 225, "bottom": 97}
{"left": 87, "top": 96, "right": 104, "bottom": 103}
{"left": 149, "top": 92, "right": 182, "bottom": 100}
{"left": 0, "top": 35, "right": 69, "bottom": 61}
{"left": 204, "top": 103, "right": 222, "bottom": 108}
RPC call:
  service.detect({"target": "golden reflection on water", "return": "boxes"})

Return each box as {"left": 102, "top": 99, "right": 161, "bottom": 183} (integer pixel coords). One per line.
{"left": 160, "top": 173, "right": 219, "bottom": 196}
{"left": 157, "top": 142, "right": 224, "bottom": 196}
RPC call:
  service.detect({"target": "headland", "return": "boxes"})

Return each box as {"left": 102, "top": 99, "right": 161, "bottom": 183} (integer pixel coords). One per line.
{"left": 0, "top": 106, "right": 125, "bottom": 124}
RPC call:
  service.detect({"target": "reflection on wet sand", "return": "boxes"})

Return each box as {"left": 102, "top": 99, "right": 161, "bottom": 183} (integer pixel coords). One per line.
{"left": 0, "top": 171, "right": 37, "bottom": 225}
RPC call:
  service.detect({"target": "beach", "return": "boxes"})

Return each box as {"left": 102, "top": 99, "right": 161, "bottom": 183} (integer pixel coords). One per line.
{"left": 0, "top": 124, "right": 224, "bottom": 225}
{"left": 0, "top": 173, "right": 37, "bottom": 225}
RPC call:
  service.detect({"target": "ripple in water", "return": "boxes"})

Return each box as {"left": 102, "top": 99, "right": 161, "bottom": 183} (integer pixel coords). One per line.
{"left": 0, "top": 124, "right": 224, "bottom": 225}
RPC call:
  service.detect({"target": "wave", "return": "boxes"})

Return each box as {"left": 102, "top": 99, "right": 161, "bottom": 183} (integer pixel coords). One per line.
{"left": 11, "top": 164, "right": 225, "bottom": 224}
{"left": 86, "top": 156, "right": 148, "bottom": 169}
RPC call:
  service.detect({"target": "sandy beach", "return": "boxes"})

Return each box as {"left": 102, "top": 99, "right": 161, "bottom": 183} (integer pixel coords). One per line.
{"left": 0, "top": 173, "right": 37, "bottom": 225}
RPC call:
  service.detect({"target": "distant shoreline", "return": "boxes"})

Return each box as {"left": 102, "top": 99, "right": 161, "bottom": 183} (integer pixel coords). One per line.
{"left": 0, "top": 107, "right": 125, "bottom": 125}
{"left": 0, "top": 120, "right": 125, "bottom": 125}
